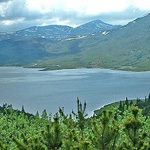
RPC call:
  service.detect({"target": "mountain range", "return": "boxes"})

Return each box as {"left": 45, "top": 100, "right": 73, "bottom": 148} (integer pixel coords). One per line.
{"left": 0, "top": 13, "right": 150, "bottom": 71}
{"left": 0, "top": 20, "right": 118, "bottom": 41}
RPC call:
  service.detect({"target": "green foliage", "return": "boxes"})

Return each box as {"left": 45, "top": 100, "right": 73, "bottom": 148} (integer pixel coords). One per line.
{"left": 41, "top": 114, "right": 62, "bottom": 150}
{"left": 25, "top": 14, "right": 150, "bottom": 72}
{"left": 91, "top": 110, "right": 119, "bottom": 150}
{"left": 123, "top": 106, "right": 146, "bottom": 149}
{"left": 12, "top": 133, "right": 45, "bottom": 150}
{"left": 0, "top": 142, "right": 8, "bottom": 150}
{"left": 135, "top": 94, "right": 150, "bottom": 117}
{"left": 1, "top": 96, "right": 150, "bottom": 149}
{"left": 72, "top": 97, "right": 87, "bottom": 137}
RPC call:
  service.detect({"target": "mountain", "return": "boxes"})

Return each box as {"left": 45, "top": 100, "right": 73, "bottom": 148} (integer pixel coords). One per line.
{"left": 0, "top": 20, "right": 118, "bottom": 41}
{"left": 34, "top": 13, "right": 150, "bottom": 71}
{"left": 12, "top": 25, "right": 73, "bottom": 40}
{"left": 0, "top": 39, "right": 49, "bottom": 65}
{"left": 71, "top": 20, "right": 119, "bottom": 36}
{"left": 0, "top": 25, "right": 73, "bottom": 41}
{"left": 1, "top": 14, "right": 150, "bottom": 71}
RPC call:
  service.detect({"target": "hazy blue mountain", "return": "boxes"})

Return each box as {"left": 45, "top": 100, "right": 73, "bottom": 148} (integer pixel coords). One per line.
{"left": 0, "top": 20, "right": 118, "bottom": 41}
{"left": 13, "top": 25, "right": 73, "bottom": 40}
{"left": 0, "top": 25, "right": 73, "bottom": 41}
{"left": 71, "top": 20, "right": 119, "bottom": 36}
{"left": 0, "top": 39, "right": 50, "bottom": 65}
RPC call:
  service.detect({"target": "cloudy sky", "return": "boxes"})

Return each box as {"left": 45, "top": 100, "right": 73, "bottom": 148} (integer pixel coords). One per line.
{"left": 0, "top": 0, "right": 150, "bottom": 32}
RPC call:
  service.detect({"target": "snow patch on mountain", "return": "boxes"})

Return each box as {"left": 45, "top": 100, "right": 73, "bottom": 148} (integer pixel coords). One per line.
{"left": 66, "top": 35, "right": 87, "bottom": 41}
{"left": 0, "top": 19, "right": 119, "bottom": 41}
{"left": 102, "top": 31, "right": 109, "bottom": 35}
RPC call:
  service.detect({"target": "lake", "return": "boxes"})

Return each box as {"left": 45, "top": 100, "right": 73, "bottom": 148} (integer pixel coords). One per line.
{"left": 0, "top": 67, "right": 150, "bottom": 116}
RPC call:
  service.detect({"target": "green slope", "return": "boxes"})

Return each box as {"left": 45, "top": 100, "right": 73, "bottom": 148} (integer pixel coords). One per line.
{"left": 1, "top": 13, "right": 150, "bottom": 71}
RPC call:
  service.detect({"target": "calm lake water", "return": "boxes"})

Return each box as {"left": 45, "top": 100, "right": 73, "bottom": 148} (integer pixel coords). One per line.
{"left": 0, "top": 67, "right": 150, "bottom": 116}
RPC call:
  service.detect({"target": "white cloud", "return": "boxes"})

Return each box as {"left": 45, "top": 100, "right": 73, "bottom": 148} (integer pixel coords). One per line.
{"left": 25, "top": 0, "right": 150, "bottom": 16}
{"left": 25, "top": 0, "right": 128, "bottom": 15}
{"left": 0, "top": 0, "right": 150, "bottom": 32}
{"left": 2, "top": 20, "right": 14, "bottom": 25}
{"left": 0, "top": 2, "right": 9, "bottom": 17}
{"left": 1, "top": 18, "right": 24, "bottom": 26}
{"left": 133, "top": 0, "right": 150, "bottom": 10}
{"left": 26, "top": 0, "right": 54, "bottom": 14}
{"left": 84, "top": 0, "right": 130, "bottom": 15}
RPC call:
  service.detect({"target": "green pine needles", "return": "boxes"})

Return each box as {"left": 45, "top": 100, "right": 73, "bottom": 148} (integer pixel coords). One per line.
{"left": 1, "top": 97, "right": 150, "bottom": 149}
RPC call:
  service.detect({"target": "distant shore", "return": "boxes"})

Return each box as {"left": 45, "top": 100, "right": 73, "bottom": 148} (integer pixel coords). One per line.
{"left": 26, "top": 65, "right": 150, "bottom": 72}
{"left": 1, "top": 64, "right": 150, "bottom": 72}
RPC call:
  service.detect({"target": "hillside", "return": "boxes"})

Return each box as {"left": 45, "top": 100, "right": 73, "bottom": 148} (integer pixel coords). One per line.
{"left": 1, "top": 14, "right": 150, "bottom": 71}
{"left": 33, "top": 13, "right": 150, "bottom": 71}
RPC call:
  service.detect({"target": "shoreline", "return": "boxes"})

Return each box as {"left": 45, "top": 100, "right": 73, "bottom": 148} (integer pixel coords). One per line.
{"left": 37, "top": 66, "right": 149, "bottom": 72}
{"left": 1, "top": 65, "right": 150, "bottom": 72}
{"left": 0, "top": 66, "right": 149, "bottom": 117}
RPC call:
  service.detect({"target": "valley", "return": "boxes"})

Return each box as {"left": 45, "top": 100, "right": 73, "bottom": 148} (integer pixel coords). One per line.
{"left": 1, "top": 14, "right": 150, "bottom": 71}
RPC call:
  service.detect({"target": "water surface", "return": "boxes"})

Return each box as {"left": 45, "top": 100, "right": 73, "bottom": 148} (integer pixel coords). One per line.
{"left": 0, "top": 67, "right": 150, "bottom": 116}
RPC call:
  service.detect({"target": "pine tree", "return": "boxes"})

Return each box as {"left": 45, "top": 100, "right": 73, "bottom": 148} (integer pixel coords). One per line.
{"left": 125, "top": 97, "right": 129, "bottom": 110}
{"left": 91, "top": 110, "right": 119, "bottom": 150}
{"left": 145, "top": 96, "right": 147, "bottom": 103}
{"left": 148, "top": 93, "right": 150, "bottom": 102}
{"left": 123, "top": 106, "right": 147, "bottom": 149}
{"left": 41, "top": 109, "right": 48, "bottom": 121}
{"left": 12, "top": 133, "right": 45, "bottom": 150}
{"left": 72, "top": 98, "right": 87, "bottom": 138}
{"left": 129, "top": 100, "right": 133, "bottom": 107}
{"left": 41, "top": 113, "right": 62, "bottom": 150}
{"left": 119, "top": 101, "right": 123, "bottom": 111}
{"left": 35, "top": 111, "right": 40, "bottom": 119}
{"left": 21, "top": 105, "right": 25, "bottom": 113}
{"left": 12, "top": 114, "right": 62, "bottom": 150}
{"left": 0, "top": 142, "right": 8, "bottom": 150}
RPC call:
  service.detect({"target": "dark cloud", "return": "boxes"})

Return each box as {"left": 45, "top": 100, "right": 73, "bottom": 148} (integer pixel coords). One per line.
{"left": 0, "top": 0, "right": 11, "bottom": 3}
{"left": 0, "top": 0, "right": 43, "bottom": 21}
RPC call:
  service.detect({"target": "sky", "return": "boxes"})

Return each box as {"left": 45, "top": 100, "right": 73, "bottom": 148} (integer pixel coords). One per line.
{"left": 0, "top": 0, "right": 150, "bottom": 32}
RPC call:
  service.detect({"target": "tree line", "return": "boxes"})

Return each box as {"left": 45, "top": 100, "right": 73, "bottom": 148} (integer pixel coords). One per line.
{"left": 1, "top": 96, "right": 150, "bottom": 149}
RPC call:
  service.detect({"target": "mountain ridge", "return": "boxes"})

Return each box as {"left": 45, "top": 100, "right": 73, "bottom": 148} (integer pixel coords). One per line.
{"left": 1, "top": 13, "right": 150, "bottom": 71}
{"left": 0, "top": 19, "right": 119, "bottom": 41}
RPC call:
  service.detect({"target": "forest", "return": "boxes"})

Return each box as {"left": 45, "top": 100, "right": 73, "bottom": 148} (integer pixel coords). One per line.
{"left": 1, "top": 96, "right": 150, "bottom": 150}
